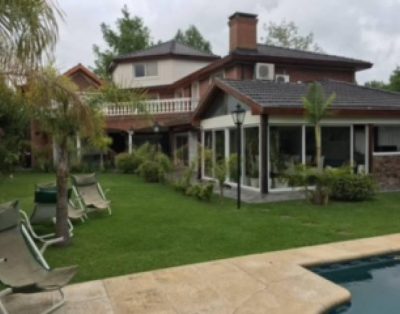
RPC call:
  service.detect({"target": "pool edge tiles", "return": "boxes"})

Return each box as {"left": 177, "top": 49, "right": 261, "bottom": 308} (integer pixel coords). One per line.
{"left": 5, "top": 234, "right": 400, "bottom": 313}
{"left": 310, "top": 254, "right": 400, "bottom": 314}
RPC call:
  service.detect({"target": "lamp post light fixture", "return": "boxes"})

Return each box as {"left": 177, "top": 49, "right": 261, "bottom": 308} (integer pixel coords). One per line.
{"left": 231, "top": 104, "right": 245, "bottom": 209}
{"left": 128, "top": 127, "right": 135, "bottom": 154}
{"left": 153, "top": 121, "right": 161, "bottom": 152}
{"left": 153, "top": 121, "right": 160, "bottom": 133}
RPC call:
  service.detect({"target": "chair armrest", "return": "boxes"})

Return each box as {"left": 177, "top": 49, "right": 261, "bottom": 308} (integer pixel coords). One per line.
{"left": 40, "top": 237, "right": 64, "bottom": 254}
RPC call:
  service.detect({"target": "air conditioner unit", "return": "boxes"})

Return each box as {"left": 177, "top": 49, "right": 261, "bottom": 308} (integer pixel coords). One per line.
{"left": 275, "top": 74, "right": 290, "bottom": 83}
{"left": 255, "top": 63, "right": 275, "bottom": 80}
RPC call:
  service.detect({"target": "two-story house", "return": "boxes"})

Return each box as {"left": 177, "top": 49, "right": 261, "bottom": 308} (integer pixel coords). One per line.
{"left": 55, "top": 12, "right": 400, "bottom": 192}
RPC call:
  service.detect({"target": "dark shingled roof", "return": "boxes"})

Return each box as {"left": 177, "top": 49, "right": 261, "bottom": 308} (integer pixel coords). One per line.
{"left": 114, "top": 40, "right": 219, "bottom": 61}
{"left": 220, "top": 79, "right": 400, "bottom": 109}
{"left": 232, "top": 44, "right": 372, "bottom": 70}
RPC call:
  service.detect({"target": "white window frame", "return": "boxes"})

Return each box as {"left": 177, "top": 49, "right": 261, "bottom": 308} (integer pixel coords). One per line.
{"left": 372, "top": 125, "right": 400, "bottom": 156}
{"left": 133, "top": 62, "right": 158, "bottom": 78}
{"left": 268, "top": 123, "right": 361, "bottom": 192}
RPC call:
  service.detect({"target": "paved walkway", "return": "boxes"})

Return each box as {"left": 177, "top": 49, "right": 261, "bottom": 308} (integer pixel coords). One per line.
{"left": 5, "top": 233, "right": 400, "bottom": 313}
{"left": 218, "top": 185, "right": 305, "bottom": 203}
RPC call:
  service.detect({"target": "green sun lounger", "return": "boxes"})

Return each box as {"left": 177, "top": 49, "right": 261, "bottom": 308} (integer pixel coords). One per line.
{"left": 0, "top": 200, "right": 78, "bottom": 314}
{"left": 71, "top": 173, "right": 112, "bottom": 215}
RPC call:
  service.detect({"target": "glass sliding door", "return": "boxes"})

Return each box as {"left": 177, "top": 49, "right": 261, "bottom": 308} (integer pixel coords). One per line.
{"left": 354, "top": 125, "right": 367, "bottom": 173}
{"left": 306, "top": 126, "right": 350, "bottom": 168}
{"left": 175, "top": 134, "right": 189, "bottom": 166}
{"left": 204, "top": 130, "right": 213, "bottom": 177}
{"left": 322, "top": 127, "right": 350, "bottom": 167}
{"left": 244, "top": 127, "right": 259, "bottom": 188}
{"left": 215, "top": 130, "right": 225, "bottom": 164}
{"left": 229, "top": 129, "right": 238, "bottom": 183}
{"left": 270, "top": 126, "right": 302, "bottom": 189}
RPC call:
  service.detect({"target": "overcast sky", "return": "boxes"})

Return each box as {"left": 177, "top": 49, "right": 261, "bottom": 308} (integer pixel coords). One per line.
{"left": 56, "top": 0, "right": 400, "bottom": 84}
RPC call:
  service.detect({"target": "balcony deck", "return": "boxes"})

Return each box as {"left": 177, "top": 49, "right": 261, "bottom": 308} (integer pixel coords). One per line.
{"left": 103, "top": 97, "right": 198, "bottom": 116}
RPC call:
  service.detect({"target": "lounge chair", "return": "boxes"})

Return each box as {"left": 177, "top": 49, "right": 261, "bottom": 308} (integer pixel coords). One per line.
{"left": 71, "top": 173, "right": 111, "bottom": 215}
{"left": 0, "top": 200, "right": 78, "bottom": 314}
{"left": 35, "top": 182, "right": 86, "bottom": 223}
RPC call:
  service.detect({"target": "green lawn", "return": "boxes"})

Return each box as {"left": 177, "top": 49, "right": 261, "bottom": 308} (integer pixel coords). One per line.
{"left": 1, "top": 172, "right": 400, "bottom": 283}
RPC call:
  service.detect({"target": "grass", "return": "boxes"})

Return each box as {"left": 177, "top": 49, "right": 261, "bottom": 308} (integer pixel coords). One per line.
{"left": 1, "top": 172, "right": 400, "bottom": 283}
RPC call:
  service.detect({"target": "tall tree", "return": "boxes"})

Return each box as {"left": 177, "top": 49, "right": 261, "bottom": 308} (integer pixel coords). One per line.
{"left": 0, "top": 78, "right": 28, "bottom": 175}
{"left": 92, "top": 5, "right": 152, "bottom": 79}
{"left": 364, "top": 66, "right": 400, "bottom": 92}
{"left": 364, "top": 80, "right": 388, "bottom": 90}
{"left": 388, "top": 66, "right": 400, "bottom": 92}
{"left": 0, "top": 0, "right": 61, "bottom": 73}
{"left": 302, "top": 83, "right": 336, "bottom": 170}
{"left": 174, "top": 25, "right": 212, "bottom": 53}
{"left": 264, "top": 20, "right": 323, "bottom": 52}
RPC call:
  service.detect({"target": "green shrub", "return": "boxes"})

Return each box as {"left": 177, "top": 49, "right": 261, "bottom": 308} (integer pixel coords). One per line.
{"left": 330, "top": 173, "right": 377, "bottom": 201}
{"left": 173, "top": 163, "right": 195, "bottom": 193}
{"left": 134, "top": 143, "right": 156, "bottom": 166}
{"left": 185, "top": 182, "right": 214, "bottom": 201}
{"left": 138, "top": 161, "right": 162, "bottom": 182}
{"left": 115, "top": 153, "right": 139, "bottom": 173}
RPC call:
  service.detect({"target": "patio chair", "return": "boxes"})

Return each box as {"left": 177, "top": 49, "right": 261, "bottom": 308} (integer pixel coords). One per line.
{"left": 0, "top": 200, "right": 78, "bottom": 314}
{"left": 35, "top": 182, "right": 86, "bottom": 223}
{"left": 71, "top": 173, "right": 111, "bottom": 215}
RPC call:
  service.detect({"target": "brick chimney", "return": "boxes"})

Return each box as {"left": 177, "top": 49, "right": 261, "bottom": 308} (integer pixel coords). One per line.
{"left": 229, "top": 12, "right": 258, "bottom": 52}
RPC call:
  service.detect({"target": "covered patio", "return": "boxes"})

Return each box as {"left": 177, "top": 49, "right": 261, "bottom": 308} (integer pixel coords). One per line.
{"left": 194, "top": 79, "right": 400, "bottom": 193}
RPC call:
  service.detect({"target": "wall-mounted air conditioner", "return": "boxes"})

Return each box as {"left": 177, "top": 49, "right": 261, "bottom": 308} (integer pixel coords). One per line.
{"left": 255, "top": 63, "right": 275, "bottom": 80}
{"left": 275, "top": 74, "right": 290, "bottom": 83}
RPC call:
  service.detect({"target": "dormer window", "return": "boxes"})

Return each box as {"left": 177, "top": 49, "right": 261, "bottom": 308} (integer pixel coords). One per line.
{"left": 133, "top": 62, "right": 158, "bottom": 77}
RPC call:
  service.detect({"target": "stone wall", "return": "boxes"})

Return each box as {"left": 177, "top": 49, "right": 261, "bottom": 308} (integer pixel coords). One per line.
{"left": 372, "top": 154, "right": 400, "bottom": 191}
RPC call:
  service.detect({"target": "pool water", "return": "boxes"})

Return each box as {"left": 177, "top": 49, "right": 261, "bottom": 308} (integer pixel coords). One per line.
{"left": 312, "top": 255, "right": 400, "bottom": 314}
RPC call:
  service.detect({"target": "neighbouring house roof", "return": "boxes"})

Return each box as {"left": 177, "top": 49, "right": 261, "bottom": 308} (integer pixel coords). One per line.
{"left": 112, "top": 40, "right": 220, "bottom": 65}
{"left": 63, "top": 63, "right": 103, "bottom": 90}
{"left": 232, "top": 45, "right": 372, "bottom": 70}
{"left": 194, "top": 79, "right": 400, "bottom": 120}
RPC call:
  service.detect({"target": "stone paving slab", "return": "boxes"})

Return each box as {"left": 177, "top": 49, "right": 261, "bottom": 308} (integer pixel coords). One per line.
{"left": 4, "top": 233, "right": 400, "bottom": 313}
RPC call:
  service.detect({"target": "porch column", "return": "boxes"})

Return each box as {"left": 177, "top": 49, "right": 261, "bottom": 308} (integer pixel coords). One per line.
{"left": 128, "top": 130, "right": 134, "bottom": 154}
{"left": 260, "top": 114, "right": 269, "bottom": 194}
{"left": 76, "top": 133, "right": 81, "bottom": 162}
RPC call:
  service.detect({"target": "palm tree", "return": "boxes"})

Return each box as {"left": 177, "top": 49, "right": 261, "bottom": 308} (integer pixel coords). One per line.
{"left": 302, "top": 82, "right": 336, "bottom": 170}
{"left": 0, "top": 0, "right": 61, "bottom": 73}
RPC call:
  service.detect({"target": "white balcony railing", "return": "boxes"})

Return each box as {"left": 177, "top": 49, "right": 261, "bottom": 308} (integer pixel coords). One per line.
{"left": 104, "top": 97, "right": 198, "bottom": 116}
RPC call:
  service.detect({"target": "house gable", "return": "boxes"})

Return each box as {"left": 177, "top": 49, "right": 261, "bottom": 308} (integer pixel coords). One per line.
{"left": 63, "top": 64, "right": 102, "bottom": 91}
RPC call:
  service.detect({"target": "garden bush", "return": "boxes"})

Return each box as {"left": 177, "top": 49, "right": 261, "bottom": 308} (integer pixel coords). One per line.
{"left": 330, "top": 172, "right": 377, "bottom": 201}
{"left": 115, "top": 152, "right": 139, "bottom": 173}
{"left": 137, "top": 150, "right": 171, "bottom": 183}
{"left": 185, "top": 182, "right": 214, "bottom": 201}
{"left": 138, "top": 161, "right": 162, "bottom": 182}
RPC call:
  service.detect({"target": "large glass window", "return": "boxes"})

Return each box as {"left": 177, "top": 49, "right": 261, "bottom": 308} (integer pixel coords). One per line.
{"left": 270, "top": 126, "right": 302, "bottom": 189}
{"left": 204, "top": 131, "right": 213, "bottom": 177}
{"left": 215, "top": 130, "right": 225, "bottom": 163}
{"left": 306, "top": 126, "right": 350, "bottom": 168}
{"left": 244, "top": 127, "right": 259, "bottom": 188}
{"left": 374, "top": 126, "right": 400, "bottom": 153}
{"left": 323, "top": 127, "right": 350, "bottom": 167}
{"left": 175, "top": 134, "right": 189, "bottom": 166}
{"left": 229, "top": 129, "right": 238, "bottom": 182}
{"left": 354, "top": 125, "right": 366, "bottom": 173}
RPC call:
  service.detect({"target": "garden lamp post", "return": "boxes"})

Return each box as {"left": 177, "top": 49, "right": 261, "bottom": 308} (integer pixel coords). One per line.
{"left": 153, "top": 121, "right": 160, "bottom": 152}
{"left": 231, "top": 104, "right": 245, "bottom": 209}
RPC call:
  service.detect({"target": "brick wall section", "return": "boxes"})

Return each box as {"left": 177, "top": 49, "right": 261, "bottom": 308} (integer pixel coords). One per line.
{"left": 372, "top": 155, "right": 400, "bottom": 190}
{"left": 229, "top": 14, "right": 258, "bottom": 52}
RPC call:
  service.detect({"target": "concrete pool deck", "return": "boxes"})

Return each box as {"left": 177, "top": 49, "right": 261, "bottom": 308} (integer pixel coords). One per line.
{"left": 5, "top": 233, "right": 400, "bottom": 313}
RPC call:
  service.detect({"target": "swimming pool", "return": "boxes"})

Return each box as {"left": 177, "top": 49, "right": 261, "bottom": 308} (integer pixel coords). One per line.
{"left": 312, "top": 255, "right": 400, "bottom": 314}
